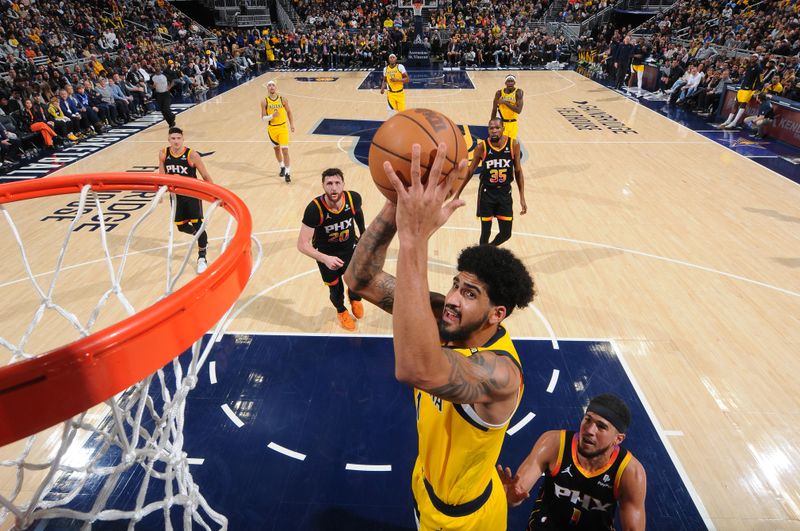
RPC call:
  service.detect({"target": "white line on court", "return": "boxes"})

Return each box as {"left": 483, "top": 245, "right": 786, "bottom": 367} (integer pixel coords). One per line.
{"left": 610, "top": 340, "right": 716, "bottom": 530}
{"left": 529, "top": 304, "right": 559, "bottom": 350}
{"left": 506, "top": 412, "right": 536, "bottom": 436}
{"left": 546, "top": 369, "right": 560, "bottom": 394}
{"left": 220, "top": 404, "right": 244, "bottom": 428}
{"left": 187, "top": 458, "right": 205, "bottom": 465}
{"left": 209, "top": 361, "right": 217, "bottom": 384}
{"left": 664, "top": 431, "right": 685, "bottom": 437}
{"left": 268, "top": 442, "right": 307, "bottom": 461}
{"left": 345, "top": 463, "right": 392, "bottom": 472}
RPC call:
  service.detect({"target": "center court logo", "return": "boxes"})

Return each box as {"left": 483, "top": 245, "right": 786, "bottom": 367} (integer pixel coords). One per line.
{"left": 556, "top": 101, "right": 637, "bottom": 134}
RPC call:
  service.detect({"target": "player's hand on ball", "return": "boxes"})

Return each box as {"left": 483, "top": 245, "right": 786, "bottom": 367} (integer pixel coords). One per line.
{"left": 383, "top": 142, "right": 466, "bottom": 240}
{"left": 323, "top": 255, "right": 345, "bottom": 270}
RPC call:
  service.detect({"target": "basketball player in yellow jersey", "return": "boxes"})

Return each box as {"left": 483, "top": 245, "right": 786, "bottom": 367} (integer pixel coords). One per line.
{"left": 344, "top": 144, "right": 536, "bottom": 530}
{"left": 260, "top": 80, "right": 295, "bottom": 183}
{"left": 380, "top": 53, "right": 409, "bottom": 114}
{"left": 491, "top": 75, "right": 524, "bottom": 140}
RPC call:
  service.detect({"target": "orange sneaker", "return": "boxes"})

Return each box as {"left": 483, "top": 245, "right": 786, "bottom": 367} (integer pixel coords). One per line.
{"left": 337, "top": 310, "right": 356, "bottom": 331}
{"left": 350, "top": 300, "right": 364, "bottom": 319}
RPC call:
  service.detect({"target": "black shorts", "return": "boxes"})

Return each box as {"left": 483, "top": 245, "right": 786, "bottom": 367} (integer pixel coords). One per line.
{"left": 173, "top": 195, "right": 203, "bottom": 223}
{"left": 477, "top": 186, "right": 513, "bottom": 220}
{"left": 316, "top": 251, "right": 355, "bottom": 285}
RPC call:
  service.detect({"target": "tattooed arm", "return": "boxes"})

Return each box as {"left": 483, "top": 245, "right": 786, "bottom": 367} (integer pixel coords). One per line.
{"left": 343, "top": 200, "right": 445, "bottom": 316}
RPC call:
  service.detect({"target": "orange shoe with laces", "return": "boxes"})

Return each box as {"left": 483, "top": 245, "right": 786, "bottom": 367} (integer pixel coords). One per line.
{"left": 337, "top": 310, "right": 356, "bottom": 331}
{"left": 350, "top": 300, "right": 364, "bottom": 319}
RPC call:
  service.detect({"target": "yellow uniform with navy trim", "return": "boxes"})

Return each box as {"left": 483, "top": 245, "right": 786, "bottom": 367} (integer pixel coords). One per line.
{"left": 411, "top": 326, "right": 523, "bottom": 530}
{"left": 266, "top": 94, "right": 289, "bottom": 147}
{"left": 384, "top": 64, "right": 407, "bottom": 111}
{"left": 527, "top": 430, "right": 632, "bottom": 530}
{"left": 497, "top": 88, "right": 519, "bottom": 140}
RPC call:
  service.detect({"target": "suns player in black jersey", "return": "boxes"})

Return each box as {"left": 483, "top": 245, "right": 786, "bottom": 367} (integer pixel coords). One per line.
{"left": 455, "top": 117, "right": 527, "bottom": 247}
{"left": 498, "top": 394, "right": 647, "bottom": 530}
{"left": 158, "top": 127, "right": 215, "bottom": 274}
{"left": 297, "top": 168, "right": 366, "bottom": 331}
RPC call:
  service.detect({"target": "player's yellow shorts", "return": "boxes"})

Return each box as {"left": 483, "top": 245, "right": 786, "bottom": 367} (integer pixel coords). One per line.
{"left": 631, "top": 64, "right": 645, "bottom": 73}
{"left": 411, "top": 464, "right": 507, "bottom": 531}
{"left": 737, "top": 89, "right": 755, "bottom": 104}
{"left": 387, "top": 90, "right": 406, "bottom": 111}
{"left": 502, "top": 119, "right": 518, "bottom": 140}
{"left": 268, "top": 123, "right": 289, "bottom": 147}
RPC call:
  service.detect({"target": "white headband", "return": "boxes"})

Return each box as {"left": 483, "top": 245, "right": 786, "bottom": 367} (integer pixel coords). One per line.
{"left": 505, "top": 75, "right": 516, "bottom": 82}
{"left": 267, "top": 80, "right": 277, "bottom": 86}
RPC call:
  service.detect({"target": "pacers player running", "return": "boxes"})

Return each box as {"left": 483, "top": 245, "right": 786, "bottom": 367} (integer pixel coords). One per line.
{"left": 380, "top": 53, "right": 409, "bottom": 114}
{"left": 345, "top": 144, "right": 536, "bottom": 530}
{"left": 491, "top": 75, "right": 524, "bottom": 140}
{"left": 261, "top": 80, "right": 295, "bottom": 182}
{"left": 158, "top": 127, "right": 215, "bottom": 274}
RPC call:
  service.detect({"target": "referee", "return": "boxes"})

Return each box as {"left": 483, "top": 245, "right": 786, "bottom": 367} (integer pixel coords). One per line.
{"left": 151, "top": 65, "right": 176, "bottom": 128}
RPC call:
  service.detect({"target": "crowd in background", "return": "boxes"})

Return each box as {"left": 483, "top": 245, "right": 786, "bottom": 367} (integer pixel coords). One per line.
{"left": 3, "top": 0, "right": 800, "bottom": 168}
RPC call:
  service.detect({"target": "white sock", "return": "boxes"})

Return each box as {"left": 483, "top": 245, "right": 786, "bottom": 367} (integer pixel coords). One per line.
{"left": 722, "top": 112, "right": 734, "bottom": 125}
{"left": 279, "top": 161, "right": 285, "bottom": 168}
{"left": 285, "top": 166, "right": 290, "bottom": 174}
{"left": 731, "top": 108, "right": 745, "bottom": 126}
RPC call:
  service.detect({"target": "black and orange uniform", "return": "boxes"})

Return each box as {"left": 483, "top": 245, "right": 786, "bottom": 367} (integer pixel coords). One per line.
{"left": 477, "top": 136, "right": 516, "bottom": 221}
{"left": 164, "top": 146, "right": 203, "bottom": 224}
{"left": 412, "top": 326, "right": 523, "bottom": 530}
{"left": 301, "top": 191, "right": 366, "bottom": 310}
{"left": 528, "top": 430, "right": 633, "bottom": 530}
{"left": 163, "top": 146, "right": 207, "bottom": 256}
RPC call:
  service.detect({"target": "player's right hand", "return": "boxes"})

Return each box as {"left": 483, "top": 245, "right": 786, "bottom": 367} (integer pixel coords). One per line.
{"left": 380, "top": 88, "right": 385, "bottom": 94}
{"left": 323, "top": 255, "right": 345, "bottom": 270}
{"left": 496, "top": 464, "right": 530, "bottom": 507}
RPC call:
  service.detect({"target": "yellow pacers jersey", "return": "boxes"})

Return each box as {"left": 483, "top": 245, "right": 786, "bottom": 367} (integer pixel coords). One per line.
{"left": 266, "top": 95, "right": 287, "bottom": 126}
{"left": 498, "top": 88, "right": 519, "bottom": 121}
{"left": 385, "top": 65, "right": 405, "bottom": 92}
{"left": 413, "top": 326, "right": 523, "bottom": 505}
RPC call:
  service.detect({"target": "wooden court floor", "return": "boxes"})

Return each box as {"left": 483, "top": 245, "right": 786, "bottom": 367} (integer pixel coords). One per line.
{"left": 1, "top": 70, "right": 799, "bottom": 529}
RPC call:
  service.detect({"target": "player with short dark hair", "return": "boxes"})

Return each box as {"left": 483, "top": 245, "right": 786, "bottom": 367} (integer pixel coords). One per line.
{"left": 298, "top": 168, "right": 366, "bottom": 331}
{"left": 344, "top": 143, "right": 536, "bottom": 529}
{"left": 158, "top": 127, "right": 214, "bottom": 274}
{"left": 456, "top": 117, "right": 527, "bottom": 247}
{"left": 498, "top": 394, "right": 647, "bottom": 530}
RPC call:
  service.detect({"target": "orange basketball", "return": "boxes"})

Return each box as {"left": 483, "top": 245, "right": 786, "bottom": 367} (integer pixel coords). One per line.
{"left": 368, "top": 108, "right": 468, "bottom": 203}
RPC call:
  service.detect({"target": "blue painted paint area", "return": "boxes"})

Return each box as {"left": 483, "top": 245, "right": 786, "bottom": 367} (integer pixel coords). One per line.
{"left": 42, "top": 335, "right": 707, "bottom": 529}
{"left": 312, "top": 118, "right": 489, "bottom": 167}
{"left": 359, "top": 69, "right": 475, "bottom": 90}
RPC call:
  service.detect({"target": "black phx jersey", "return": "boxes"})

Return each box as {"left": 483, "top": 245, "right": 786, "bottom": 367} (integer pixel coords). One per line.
{"left": 477, "top": 137, "right": 516, "bottom": 219}
{"left": 163, "top": 147, "right": 203, "bottom": 223}
{"left": 528, "top": 430, "right": 632, "bottom": 531}
{"left": 301, "top": 191, "right": 362, "bottom": 257}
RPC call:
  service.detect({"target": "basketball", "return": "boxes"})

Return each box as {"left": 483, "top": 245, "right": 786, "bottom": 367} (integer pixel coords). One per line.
{"left": 368, "top": 108, "right": 468, "bottom": 202}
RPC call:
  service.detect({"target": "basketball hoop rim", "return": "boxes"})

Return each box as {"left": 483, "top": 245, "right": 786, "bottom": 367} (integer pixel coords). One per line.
{"left": 0, "top": 173, "right": 253, "bottom": 447}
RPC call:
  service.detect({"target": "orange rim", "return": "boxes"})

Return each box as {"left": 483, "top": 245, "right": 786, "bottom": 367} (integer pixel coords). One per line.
{"left": 0, "top": 174, "right": 252, "bottom": 447}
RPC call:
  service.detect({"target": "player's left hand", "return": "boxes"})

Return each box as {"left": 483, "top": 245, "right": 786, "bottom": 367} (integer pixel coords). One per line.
{"left": 290, "top": 124, "right": 295, "bottom": 133}
{"left": 383, "top": 142, "right": 466, "bottom": 241}
{"left": 520, "top": 199, "right": 528, "bottom": 215}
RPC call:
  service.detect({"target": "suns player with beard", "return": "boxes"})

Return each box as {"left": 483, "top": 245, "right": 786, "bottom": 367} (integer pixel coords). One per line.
{"left": 158, "top": 126, "right": 215, "bottom": 274}
{"left": 498, "top": 394, "right": 647, "bottom": 530}
{"left": 344, "top": 144, "right": 536, "bottom": 530}
{"left": 297, "top": 168, "right": 366, "bottom": 331}
{"left": 455, "top": 117, "right": 527, "bottom": 247}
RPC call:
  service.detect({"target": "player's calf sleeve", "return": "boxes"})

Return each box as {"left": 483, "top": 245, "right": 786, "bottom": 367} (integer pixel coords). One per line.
{"left": 491, "top": 220, "right": 512, "bottom": 246}
{"left": 329, "top": 281, "right": 346, "bottom": 312}
{"left": 479, "top": 220, "right": 492, "bottom": 245}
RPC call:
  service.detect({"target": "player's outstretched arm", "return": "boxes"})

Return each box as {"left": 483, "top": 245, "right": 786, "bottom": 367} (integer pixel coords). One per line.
{"left": 619, "top": 457, "right": 647, "bottom": 531}
{"left": 454, "top": 140, "right": 483, "bottom": 200}
{"left": 497, "top": 429, "right": 560, "bottom": 507}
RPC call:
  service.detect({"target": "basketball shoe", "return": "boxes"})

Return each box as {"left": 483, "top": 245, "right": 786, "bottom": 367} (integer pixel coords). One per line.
{"left": 350, "top": 300, "right": 364, "bottom": 319}
{"left": 337, "top": 310, "right": 356, "bottom": 331}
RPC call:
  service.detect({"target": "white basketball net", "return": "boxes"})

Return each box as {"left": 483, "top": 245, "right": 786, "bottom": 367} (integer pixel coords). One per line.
{"left": 0, "top": 183, "right": 261, "bottom": 530}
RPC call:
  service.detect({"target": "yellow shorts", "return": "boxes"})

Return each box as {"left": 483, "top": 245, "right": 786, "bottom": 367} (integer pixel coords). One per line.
{"left": 737, "top": 89, "right": 755, "bottom": 104}
{"left": 268, "top": 124, "right": 289, "bottom": 147}
{"left": 502, "top": 120, "right": 518, "bottom": 140}
{"left": 631, "top": 64, "right": 645, "bottom": 73}
{"left": 387, "top": 90, "right": 406, "bottom": 111}
{"left": 411, "top": 464, "right": 507, "bottom": 531}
